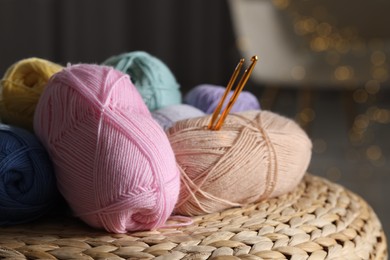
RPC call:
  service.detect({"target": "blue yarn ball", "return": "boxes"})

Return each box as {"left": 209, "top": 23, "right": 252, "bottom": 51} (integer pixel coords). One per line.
{"left": 184, "top": 84, "right": 261, "bottom": 114}
{"left": 103, "top": 51, "right": 182, "bottom": 111}
{"left": 0, "top": 124, "right": 58, "bottom": 225}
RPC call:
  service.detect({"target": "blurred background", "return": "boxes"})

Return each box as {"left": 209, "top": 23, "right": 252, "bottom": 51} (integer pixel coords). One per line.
{"left": 1, "top": 0, "right": 389, "bottom": 246}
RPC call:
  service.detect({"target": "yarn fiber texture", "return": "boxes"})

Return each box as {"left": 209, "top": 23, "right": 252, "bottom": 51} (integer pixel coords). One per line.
{"left": 34, "top": 64, "right": 180, "bottom": 233}
{"left": 184, "top": 84, "right": 260, "bottom": 114}
{"left": 0, "top": 57, "right": 63, "bottom": 131}
{"left": 0, "top": 124, "right": 58, "bottom": 225}
{"left": 103, "top": 51, "right": 181, "bottom": 111}
{"left": 152, "top": 104, "right": 205, "bottom": 131}
{"left": 166, "top": 110, "right": 312, "bottom": 216}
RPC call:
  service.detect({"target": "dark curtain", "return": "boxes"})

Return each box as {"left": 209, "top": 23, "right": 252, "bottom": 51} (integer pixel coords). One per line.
{"left": 0, "top": 0, "right": 240, "bottom": 93}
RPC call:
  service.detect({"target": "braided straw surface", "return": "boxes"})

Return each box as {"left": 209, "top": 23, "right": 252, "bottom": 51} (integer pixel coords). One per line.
{"left": 0, "top": 175, "right": 386, "bottom": 260}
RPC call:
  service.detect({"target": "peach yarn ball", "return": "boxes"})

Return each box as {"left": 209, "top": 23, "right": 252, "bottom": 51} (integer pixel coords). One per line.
{"left": 166, "top": 110, "right": 312, "bottom": 216}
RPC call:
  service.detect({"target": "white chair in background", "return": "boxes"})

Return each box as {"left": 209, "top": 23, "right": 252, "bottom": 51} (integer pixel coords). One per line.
{"left": 228, "top": 0, "right": 390, "bottom": 88}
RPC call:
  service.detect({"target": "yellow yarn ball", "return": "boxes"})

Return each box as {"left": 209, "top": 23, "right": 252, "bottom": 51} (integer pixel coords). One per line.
{"left": 0, "top": 57, "right": 63, "bottom": 131}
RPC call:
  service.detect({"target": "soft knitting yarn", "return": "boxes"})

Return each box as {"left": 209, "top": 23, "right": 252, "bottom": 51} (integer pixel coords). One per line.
{"left": 103, "top": 51, "right": 181, "bottom": 111}
{"left": 0, "top": 57, "right": 63, "bottom": 131}
{"left": 152, "top": 104, "right": 205, "bottom": 131}
{"left": 166, "top": 110, "right": 312, "bottom": 216}
{"left": 34, "top": 64, "right": 180, "bottom": 233}
{"left": 0, "top": 124, "right": 58, "bottom": 225}
{"left": 184, "top": 84, "right": 260, "bottom": 114}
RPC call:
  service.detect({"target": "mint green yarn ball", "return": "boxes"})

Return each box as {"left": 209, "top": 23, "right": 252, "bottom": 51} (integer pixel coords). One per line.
{"left": 103, "top": 51, "right": 181, "bottom": 111}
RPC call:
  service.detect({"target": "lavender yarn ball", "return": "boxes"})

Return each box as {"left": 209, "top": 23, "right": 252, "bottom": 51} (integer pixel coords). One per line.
{"left": 184, "top": 84, "right": 260, "bottom": 114}
{"left": 152, "top": 104, "right": 205, "bottom": 131}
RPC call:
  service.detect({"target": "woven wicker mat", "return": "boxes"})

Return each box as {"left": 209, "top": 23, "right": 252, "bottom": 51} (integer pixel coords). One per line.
{"left": 0, "top": 174, "right": 387, "bottom": 260}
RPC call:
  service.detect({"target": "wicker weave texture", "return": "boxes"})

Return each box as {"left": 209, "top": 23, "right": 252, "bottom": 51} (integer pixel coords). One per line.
{"left": 0, "top": 175, "right": 387, "bottom": 260}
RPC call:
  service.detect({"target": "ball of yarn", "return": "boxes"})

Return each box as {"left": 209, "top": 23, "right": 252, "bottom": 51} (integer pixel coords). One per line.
{"left": 0, "top": 124, "right": 58, "bottom": 225}
{"left": 34, "top": 64, "right": 180, "bottom": 233}
{"left": 152, "top": 104, "right": 205, "bottom": 131}
{"left": 166, "top": 110, "right": 312, "bottom": 216}
{"left": 102, "top": 51, "right": 181, "bottom": 111}
{"left": 0, "top": 57, "right": 63, "bottom": 131}
{"left": 184, "top": 84, "right": 260, "bottom": 114}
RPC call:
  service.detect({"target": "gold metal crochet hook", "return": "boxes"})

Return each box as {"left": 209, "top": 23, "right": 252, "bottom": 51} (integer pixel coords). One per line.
{"left": 208, "top": 55, "right": 258, "bottom": 130}
{"left": 207, "top": 58, "right": 244, "bottom": 130}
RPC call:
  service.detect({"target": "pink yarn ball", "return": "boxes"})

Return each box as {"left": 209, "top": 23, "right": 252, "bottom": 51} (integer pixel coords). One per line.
{"left": 34, "top": 64, "right": 180, "bottom": 233}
